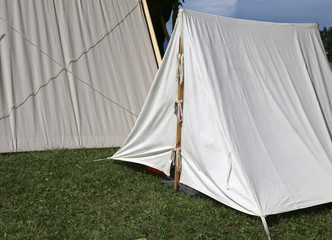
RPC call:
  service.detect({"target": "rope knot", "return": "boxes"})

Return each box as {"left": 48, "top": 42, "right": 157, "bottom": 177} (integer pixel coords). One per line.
{"left": 174, "top": 100, "right": 183, "bottom": 123}
{"left": 176, "top": 53, "right": 184, "bottom": 84}
{"left": 171, "top": 147, "right": 182, "bottom": 172}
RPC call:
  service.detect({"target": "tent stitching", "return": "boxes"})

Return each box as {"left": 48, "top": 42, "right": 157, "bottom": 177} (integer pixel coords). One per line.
{"left": 0, "top": 2, "right": 140, "bottom": 120}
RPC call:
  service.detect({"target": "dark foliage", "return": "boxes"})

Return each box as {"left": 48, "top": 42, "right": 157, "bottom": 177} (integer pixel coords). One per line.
{"left": 320, "top": 26, "right": 332, "bottom": 62}
{"left": 147, "top": 0, "right": 184, "bottom": 56}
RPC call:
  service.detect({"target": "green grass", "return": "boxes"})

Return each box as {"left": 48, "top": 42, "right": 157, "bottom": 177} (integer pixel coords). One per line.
{"left": 0, "top": 148, "right": 332, "bottom": 239}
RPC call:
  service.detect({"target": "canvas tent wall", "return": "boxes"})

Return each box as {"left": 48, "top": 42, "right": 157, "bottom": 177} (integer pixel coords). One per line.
{"left": 112, "top": 9, "right": 332, "bottom": 236}
{"left": 0, "top": 0, "right": 158, "bottom": 153}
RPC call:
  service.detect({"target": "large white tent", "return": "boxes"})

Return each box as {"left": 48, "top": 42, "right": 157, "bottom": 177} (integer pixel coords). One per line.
{"left": 0, "top": 0, "right": 157, "bottom": 152}
{"left": 112, "top": 9, "right": 332, "bottom": 237}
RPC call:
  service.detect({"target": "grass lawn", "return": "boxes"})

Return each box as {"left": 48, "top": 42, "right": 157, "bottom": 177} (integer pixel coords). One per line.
{"left": 1, "top": 148, "right": 332, "bottom": 239}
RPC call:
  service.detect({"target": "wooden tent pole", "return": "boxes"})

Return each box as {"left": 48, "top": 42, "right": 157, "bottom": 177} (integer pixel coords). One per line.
{"left": 141, "top": 0, "right": 162, "bottom": 67}
{"left": 174, "top": 39, "right": 183, "bottom": 190}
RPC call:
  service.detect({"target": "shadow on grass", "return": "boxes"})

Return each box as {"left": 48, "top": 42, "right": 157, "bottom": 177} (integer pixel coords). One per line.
{"left": 113, "top": 159, "right": 332, "bottom": 234}
{"left": 112, "top": 160, "right": 167, "bottom": 178}
{"left": 268, "top": 202, "right": 332, "bottom": 226}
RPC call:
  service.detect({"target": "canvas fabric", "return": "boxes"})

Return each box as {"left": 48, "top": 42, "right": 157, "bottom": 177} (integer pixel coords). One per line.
{"left": 112, "top": 9, "right": 332, "bottom": 217}
{"left": 0, "top": 0, "right": 157, "bottom": 152}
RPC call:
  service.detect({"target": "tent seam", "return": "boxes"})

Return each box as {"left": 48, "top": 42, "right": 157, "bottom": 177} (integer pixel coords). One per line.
{"left": 0, "top": 2, "right": 141, "bottom": 120}
{"left": 52, "top": 0, "right": 82, "bottom": 146}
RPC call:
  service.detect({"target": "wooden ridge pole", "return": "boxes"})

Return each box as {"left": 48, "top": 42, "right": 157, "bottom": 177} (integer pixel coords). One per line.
{"left": 174, "top": 38, "right": 183, "bottom": 190}
{"left": 141, "top": 0, "right": 162, "bottom": 67}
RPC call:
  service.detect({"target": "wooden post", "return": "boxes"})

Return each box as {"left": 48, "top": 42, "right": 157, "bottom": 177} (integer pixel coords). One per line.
{"left": 174, "top": 39, "right": 183, "bottom": 190}
{"left": 141, "top": 0, "right": 162, "bottom": 67}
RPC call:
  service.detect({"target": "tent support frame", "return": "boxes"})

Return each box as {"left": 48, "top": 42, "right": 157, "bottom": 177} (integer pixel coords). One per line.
{"left": 140, "top": 0, "right": 162, "bottom": 67}
{"left": 174, "top": 39, "right": 183, "bottom": 190}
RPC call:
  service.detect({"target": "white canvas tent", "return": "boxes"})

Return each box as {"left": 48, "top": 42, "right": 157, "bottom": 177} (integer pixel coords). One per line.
{"left": 0, "top": 0, "right": 158, "bottom": 152}
{"left": 112, "top": 9, "right": 332, "bottom": 237}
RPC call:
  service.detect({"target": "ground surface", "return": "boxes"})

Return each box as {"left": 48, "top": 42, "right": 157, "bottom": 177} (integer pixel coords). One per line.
{"left": 1, "top": 148, "right": 332, "bottom": 239}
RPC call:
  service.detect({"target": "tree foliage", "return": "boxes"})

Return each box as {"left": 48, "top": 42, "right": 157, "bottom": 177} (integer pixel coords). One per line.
{"left": 147, "top": 0, "right": 185, "bottom": 56}
{"left": 320, "top": 26, "right": 332, "bottom": 63}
